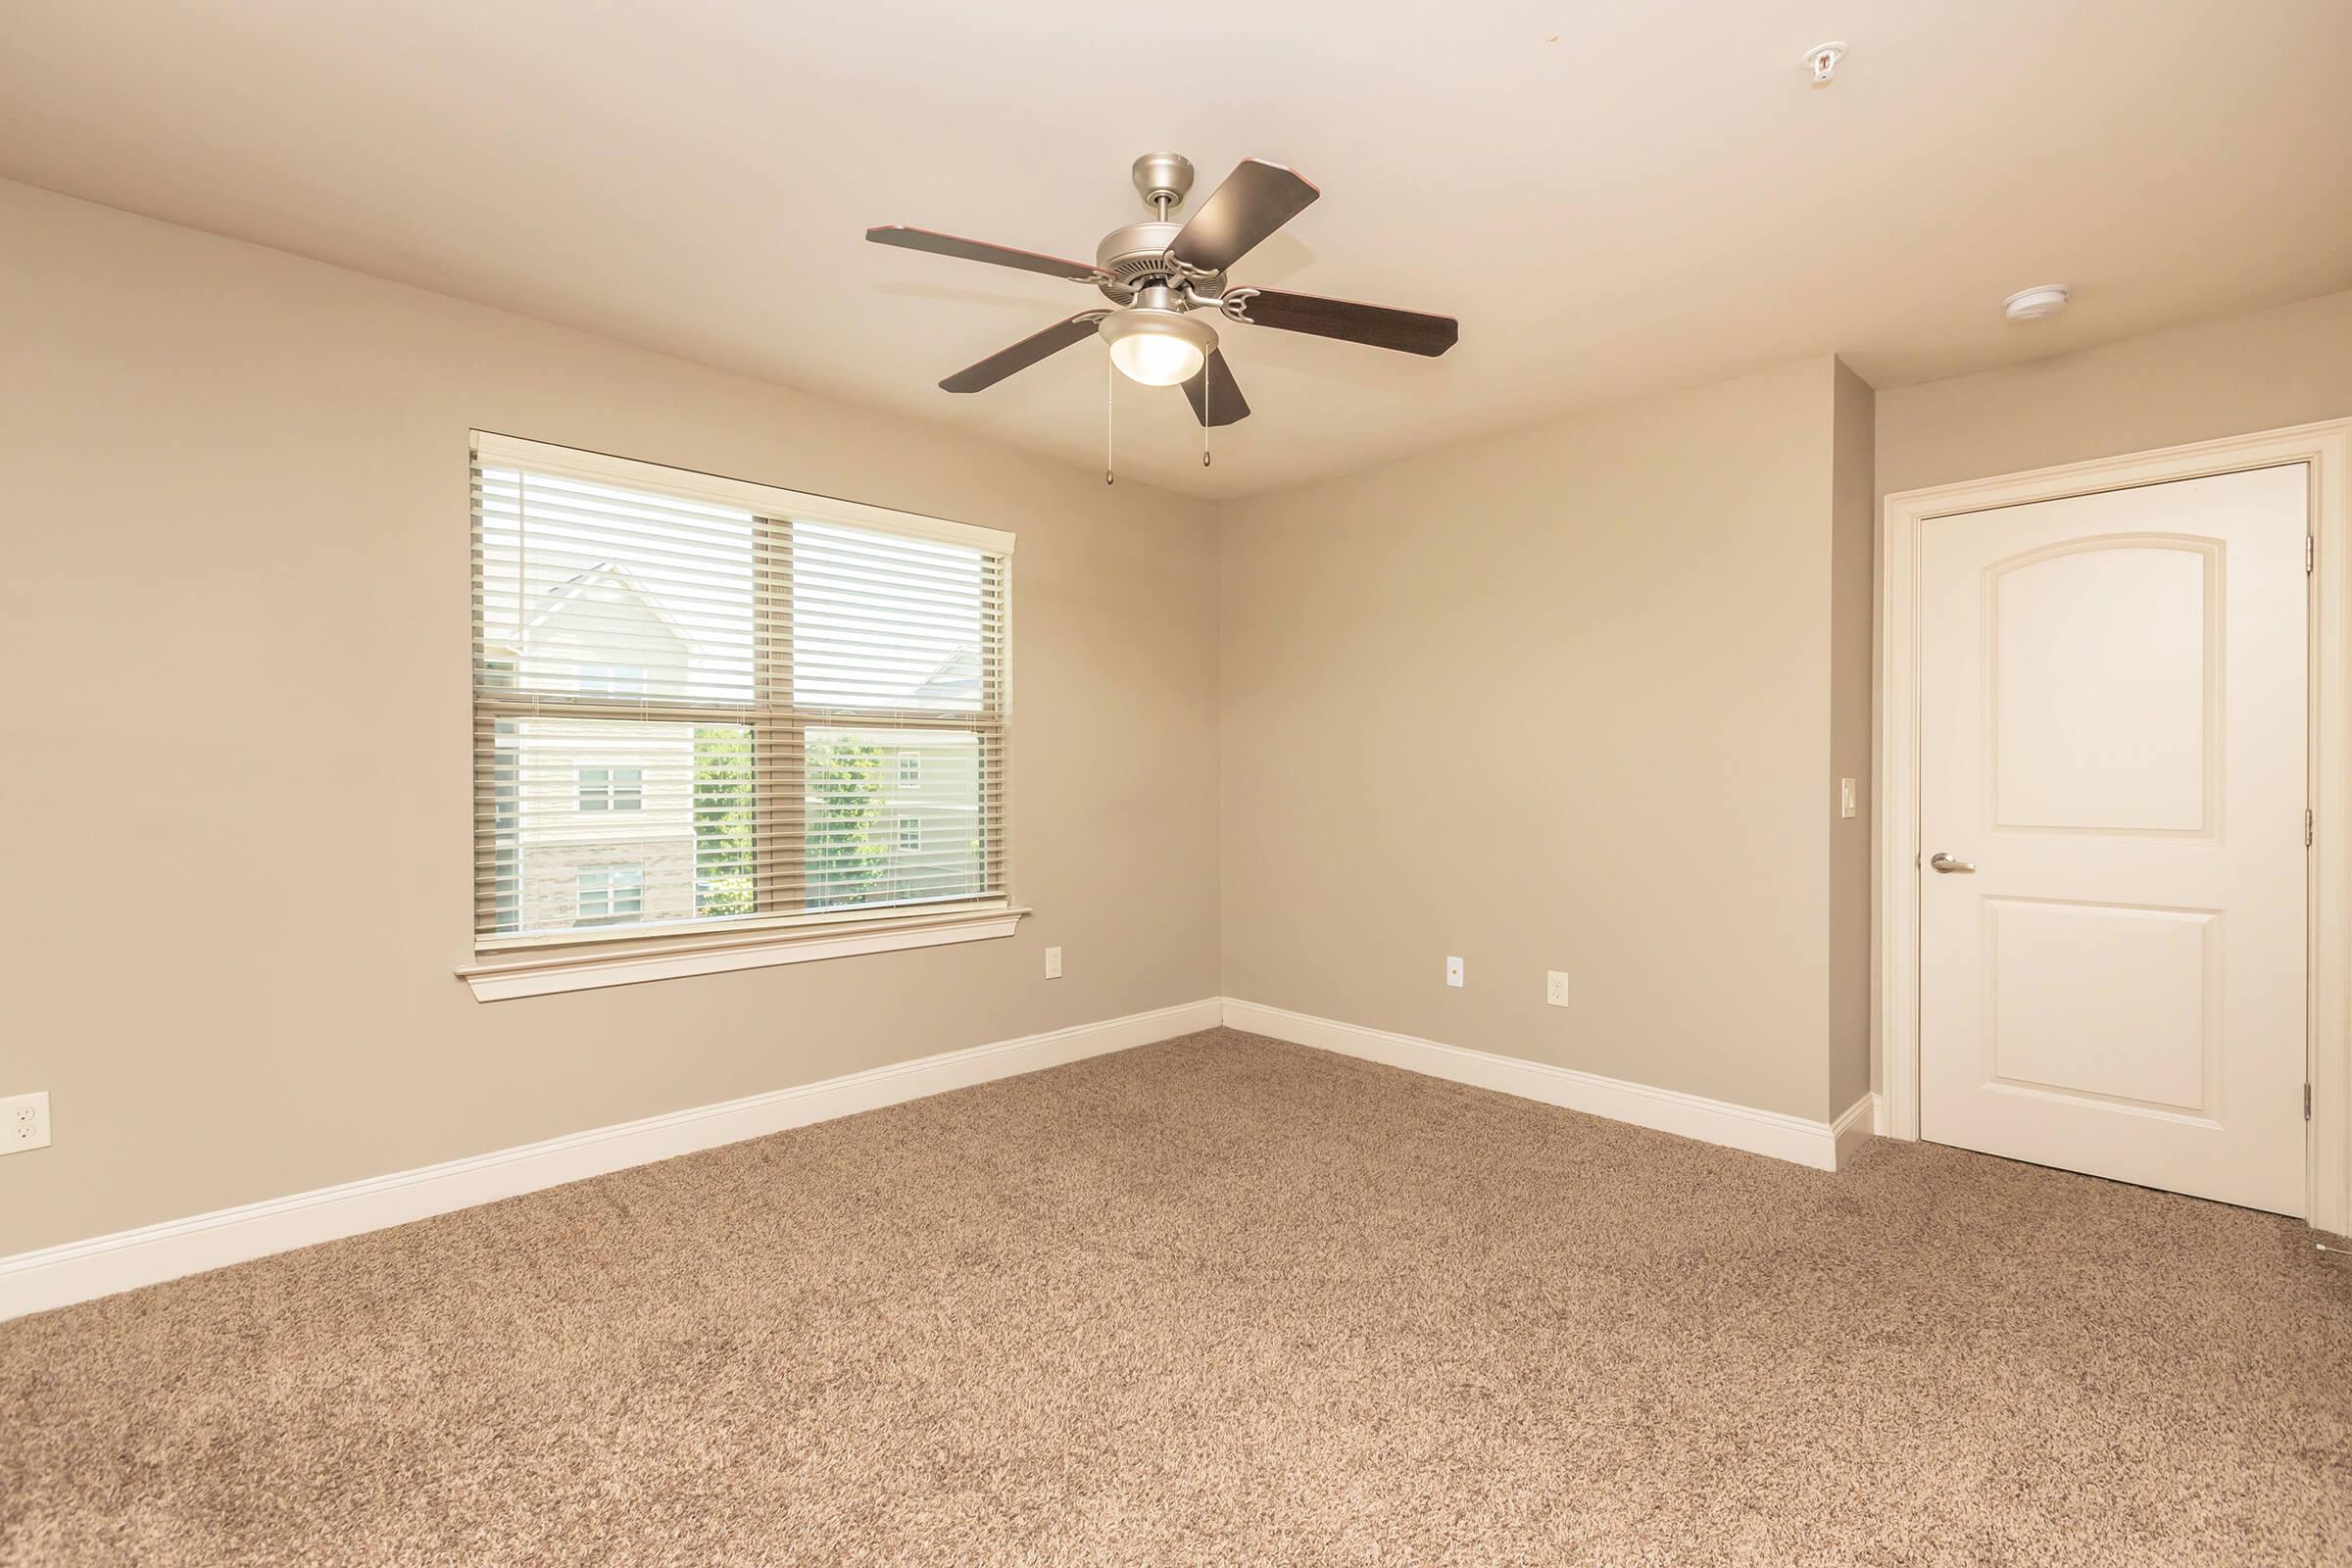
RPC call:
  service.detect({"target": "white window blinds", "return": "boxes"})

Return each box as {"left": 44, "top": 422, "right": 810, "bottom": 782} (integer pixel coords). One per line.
{"left": 470, "top": 434, "right": 1011, "bottom": 949}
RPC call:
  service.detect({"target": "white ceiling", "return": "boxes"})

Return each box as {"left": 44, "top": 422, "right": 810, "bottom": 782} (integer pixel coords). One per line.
{"left": 6, "top": 2, "right": 2348, "bottom": 499}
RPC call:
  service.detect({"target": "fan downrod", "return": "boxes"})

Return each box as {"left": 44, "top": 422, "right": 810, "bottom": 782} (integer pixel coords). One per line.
{"left": 1097, "top": 153, "right": 1219, "bottom": 302}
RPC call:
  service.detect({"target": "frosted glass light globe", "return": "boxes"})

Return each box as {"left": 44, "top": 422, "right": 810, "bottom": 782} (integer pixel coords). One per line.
{"left": 1099, "top": 307, "right": 1216, "bottom": 387}
{"left": 1108, "top": 330, "right": 1206, "bottom": 386}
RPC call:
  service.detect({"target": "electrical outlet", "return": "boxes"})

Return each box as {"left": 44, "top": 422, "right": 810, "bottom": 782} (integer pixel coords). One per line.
{"left": 1446, "top": 956, "right": 1464, "bottom": 988}
{"left": 2, "top": 1092, "right": 51, "bottom": 1155}
{"left": 1545, "top": 971, "right": 1570, "bottom": 1007}
{"left": 1044, "top": 946, "right": 1063, "bottom": 979}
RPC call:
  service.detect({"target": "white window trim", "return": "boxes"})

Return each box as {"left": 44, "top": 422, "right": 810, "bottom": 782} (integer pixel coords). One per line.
{"left": 466, "top": 431, "right": 1017, "bottom": 996}
{"left": 458, "top": 903, "right": 1028, "bottom": 1001}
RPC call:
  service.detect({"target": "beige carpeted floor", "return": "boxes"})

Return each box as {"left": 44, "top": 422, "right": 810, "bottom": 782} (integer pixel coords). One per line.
{"left": 4, "top": 1027, "right": 2348, "bottom": 1565}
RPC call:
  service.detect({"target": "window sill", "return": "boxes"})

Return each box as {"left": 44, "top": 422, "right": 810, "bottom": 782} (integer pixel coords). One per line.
{"left": 457, "top": 905, "right": 1029, "bottom": 1002}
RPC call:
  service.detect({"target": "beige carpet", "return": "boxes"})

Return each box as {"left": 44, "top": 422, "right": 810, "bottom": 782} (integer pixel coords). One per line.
{"left": 4, "top": 1028, "right": 2348, "bottom": 1565}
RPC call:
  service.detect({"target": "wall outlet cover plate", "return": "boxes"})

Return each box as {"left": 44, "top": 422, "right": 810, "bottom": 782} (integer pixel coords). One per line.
{"left": 3, "top": 1091, "right": 52, "bottom": 1154}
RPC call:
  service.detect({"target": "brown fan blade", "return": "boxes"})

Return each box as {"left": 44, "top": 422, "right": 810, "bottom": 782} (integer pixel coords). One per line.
{"left": 940, "top": 313, "right": 1106, "bottom": 393}
{"left": 1181, "top": 349, "right": 1250, "bottom": 427}
{"left": 1167, "top": 160, "right": 1319, "bottom": 273}
{"left": 866, "top": 225, "right": 1102, "bottom": 283}
{"left": 1234, "top": 289, "right": 1458, "bottom": 357}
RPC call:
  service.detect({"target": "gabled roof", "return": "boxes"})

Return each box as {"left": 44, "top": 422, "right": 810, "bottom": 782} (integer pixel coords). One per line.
{"left": 521, "top": 562, "right": 687, "bottom": 643}
{"left": 913, "top": 646, "right": 982, "bottom": 701}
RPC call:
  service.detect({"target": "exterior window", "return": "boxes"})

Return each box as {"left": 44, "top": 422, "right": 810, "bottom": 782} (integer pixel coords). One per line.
{"left": 577, "top": 865, "right": 644, "bottom": 921}
{"left": 577, "top": 766, "right": 643, "bottom": 812}
{"left": 471, "top": 435, "right": 1010, "bottom": 949}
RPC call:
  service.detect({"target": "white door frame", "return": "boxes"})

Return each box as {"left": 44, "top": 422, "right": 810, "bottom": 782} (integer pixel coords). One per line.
{"left": 1877, "top": 418, "right": 2352, "bottom": 1232}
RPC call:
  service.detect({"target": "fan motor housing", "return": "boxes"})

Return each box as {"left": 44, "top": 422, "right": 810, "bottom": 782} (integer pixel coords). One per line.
{"left": 1094, "top": 220, "right": 1223, "bottom": 303}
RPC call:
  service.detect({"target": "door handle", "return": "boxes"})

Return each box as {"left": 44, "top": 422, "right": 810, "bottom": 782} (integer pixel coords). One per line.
{"left": 1929, "top": 852, "right": 1976, "bottom": 874}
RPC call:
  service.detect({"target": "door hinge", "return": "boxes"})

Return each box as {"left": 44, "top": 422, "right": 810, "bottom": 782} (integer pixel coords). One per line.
{"left": 2307, "top": 1083, "right": 2315, "bottom": 1120}
{"left": 2308, "top": 535, "right": 2316, "bottom": 573}
{"left": 2308, "top": 808, "right": 2316, "bottom": 848}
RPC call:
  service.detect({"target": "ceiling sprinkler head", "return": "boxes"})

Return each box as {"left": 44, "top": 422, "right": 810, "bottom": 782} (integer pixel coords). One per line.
{"left": 2003, "top": 284, "right": 2072, "bottom": 322}
{"left": 1804, "top": 41, "right": 1847, "bottom": 84}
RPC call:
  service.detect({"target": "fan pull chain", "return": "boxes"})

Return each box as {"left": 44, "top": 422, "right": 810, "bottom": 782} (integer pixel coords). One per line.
{"left": 1201, "top": 378, "right": 1212, "bottom": 467}
{"left": 1104, "top": 356, "right": 1115, "bottom": 486}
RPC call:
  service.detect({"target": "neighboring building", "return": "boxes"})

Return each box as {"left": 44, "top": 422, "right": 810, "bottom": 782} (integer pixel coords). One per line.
{"left": 867, "top": 728, "right": 983, "bottom": 905}
{"left": 487, "top": 573, "right": 989, "bottom": 933}
{"left": 486, "top": 564, "right": 698, "bottom": 935}
{"left": 865, "top": 647, "right": 988, "bottom": 906}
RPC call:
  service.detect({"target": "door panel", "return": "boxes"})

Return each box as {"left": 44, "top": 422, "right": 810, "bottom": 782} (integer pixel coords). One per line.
{"left": 1984, "top": 898, "right": 2216, "bottom": 1114}
{"left": 1989, "top": 541, "right": 2216, "bottom": 834}
{"left": 1919, "top": 465, "right": 2308, "bottom": 1215}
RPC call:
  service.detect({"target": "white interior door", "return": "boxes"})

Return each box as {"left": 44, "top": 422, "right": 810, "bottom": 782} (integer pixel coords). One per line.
{"left": 1919, "top": 464, "right": 2309, "bottom": 1215}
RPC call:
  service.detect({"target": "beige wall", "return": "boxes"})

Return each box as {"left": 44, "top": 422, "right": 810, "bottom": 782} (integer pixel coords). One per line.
{"left": 1873, "top": 287, "right": 2352, "bottom": 1096}
{"left": 1218, "top": 288, "right": 2352, "bottom": 1128}
{"left": 1220, "top": 358, "right": 1867, "bottom": 1122}
{"left": 0, "top": 181, "right": 1222, "bottom": 1255}
{"left": 11, "top": 170, "right": 2349, "bottom": 1262}
{"left": 1878, "top": 288, "right": 2352, "bottom": 498}
{"left": 1828, "top": 363, "right": 1876, "bottom": 1113}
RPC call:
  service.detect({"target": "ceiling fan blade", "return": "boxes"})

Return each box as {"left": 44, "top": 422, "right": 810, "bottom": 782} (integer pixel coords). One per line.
{"left": 940, "top": 313, "right": 1106, "bottom": 393}
{"left": 1167, "top": 160, "right": 1319, "bottom": 273}
{"left": 1234, "top": 289, "right": 1458, "bottom": 357}
{"left": 1182, "top": 349, "right": 1250, "bottom": 427}
{"left": 866, "top": 225, "right": 1102, "bottom": 283}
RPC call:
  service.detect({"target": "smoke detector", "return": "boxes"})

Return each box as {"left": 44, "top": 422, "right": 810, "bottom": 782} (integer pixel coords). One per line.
{"left": 2003, "top": 285, "right": 2071, "bottom": 322}
{"left": 1804, "top": 41, "right": 1847, "bottom": 84}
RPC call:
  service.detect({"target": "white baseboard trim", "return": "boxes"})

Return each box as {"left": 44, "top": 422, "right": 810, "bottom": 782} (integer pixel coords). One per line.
{"left": 1832, "top": 1091, "right": 1882, "bottom": 1169}
{"left": 1222, "top": 999, "right": 1877, "bottom": 1175}
{"left": 0, "top": 997, "right": 1221, "bottom": 1322}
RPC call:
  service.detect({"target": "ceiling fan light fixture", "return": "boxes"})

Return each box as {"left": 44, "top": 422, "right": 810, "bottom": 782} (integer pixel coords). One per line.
{"left": 1100, "top": 307, "right": 1214, "bottom": 386}
{"left": 872, "top": 152, "right": 1457, "bottom": 428}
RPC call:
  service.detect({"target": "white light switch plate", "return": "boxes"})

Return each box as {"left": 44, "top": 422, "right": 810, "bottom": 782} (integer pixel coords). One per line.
{"left": 1839, "top": 777, "right": 1857, "bottom": 818}
{"left": 1044, "top": 946, "right": 1063, "bottom": 979}
{"left": 3, "top": 1092, "right": 51, "bottom": 1154}
{"left": 1446, "top": 956, "right": 1464, "bottom": 988}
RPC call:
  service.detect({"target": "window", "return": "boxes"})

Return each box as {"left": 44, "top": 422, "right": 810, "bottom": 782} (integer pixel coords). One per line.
{"left": 469, "top": 434, "right": 1012, "bottom": 968}
{"left": 577, "top": 766, "right": 644, "bottom": 812}
{"left": 577, "top": 865, "right": 644, "bottom": 921}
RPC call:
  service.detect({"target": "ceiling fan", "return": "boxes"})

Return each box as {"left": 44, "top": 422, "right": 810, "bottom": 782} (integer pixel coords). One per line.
{"left": 867, "top": 153, "right": 1458, "bottom": 429}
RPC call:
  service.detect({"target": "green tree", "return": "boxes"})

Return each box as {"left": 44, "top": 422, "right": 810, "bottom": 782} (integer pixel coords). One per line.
{"left": 693, "top": 725, "right": 756, "bottom": 915}
{"left": 806, "top": 733, "right": 887, "bottom": 907}
{"left": 693, "top": 727, "right": 888, "bottom": 914}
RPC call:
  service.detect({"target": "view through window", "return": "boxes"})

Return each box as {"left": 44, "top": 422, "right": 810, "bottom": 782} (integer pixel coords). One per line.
{"left": 470, "top": 439, "right": 1009, "bottom": 944}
